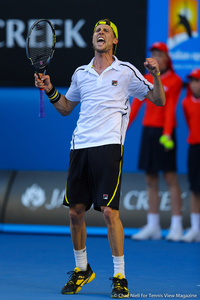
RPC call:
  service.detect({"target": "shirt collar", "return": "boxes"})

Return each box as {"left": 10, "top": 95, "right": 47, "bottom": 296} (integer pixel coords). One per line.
{"left": 84, "top": 56, "right": 121, "bottom": 73}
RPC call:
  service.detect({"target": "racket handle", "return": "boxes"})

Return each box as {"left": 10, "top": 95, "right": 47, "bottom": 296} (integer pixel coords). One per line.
{"left": 39, "top": 88, "right": 45, "bottom": 118}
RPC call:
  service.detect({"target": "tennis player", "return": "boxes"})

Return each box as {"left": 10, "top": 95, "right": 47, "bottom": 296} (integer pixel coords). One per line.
{"left": 35, "top": 19, "right": 165, "bottom": 298}
{"left": 129, "top": 42, "right": 183, "bottom": 242}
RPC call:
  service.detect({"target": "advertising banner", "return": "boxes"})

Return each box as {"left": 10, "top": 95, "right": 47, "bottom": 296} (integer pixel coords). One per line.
{"left": 147, "top": 0, "right": 200, "bottom": 81}
{"left": 1, "top": 0, "right": 147, "bottom": 86}
{"left": 1, "top": 171, "right": 190, "bottom": 229}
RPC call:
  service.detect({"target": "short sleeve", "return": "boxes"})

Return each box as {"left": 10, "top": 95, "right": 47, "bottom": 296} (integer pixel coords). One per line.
{"left": 65, "top": 72, "right": 80, "bottom": 102}
{"left": 128, "top": 67, "right": 153, "bottom": 100}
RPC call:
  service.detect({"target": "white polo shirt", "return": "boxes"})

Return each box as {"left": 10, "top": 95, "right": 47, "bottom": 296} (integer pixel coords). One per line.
{"left": 66, "top": 56, "right": 153, "bottom": 150}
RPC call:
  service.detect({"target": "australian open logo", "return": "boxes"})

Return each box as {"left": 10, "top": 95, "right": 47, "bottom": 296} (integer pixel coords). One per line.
{"left": 21, "top": 184, "right": 46, "bottom": 210}
{"left": 167, "top": 0, "right": 198, "bottom": 49}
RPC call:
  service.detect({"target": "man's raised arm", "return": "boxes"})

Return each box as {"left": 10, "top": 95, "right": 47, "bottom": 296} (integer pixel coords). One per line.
{"left": 144, "top": 57, "right": 166, "bottom": 106}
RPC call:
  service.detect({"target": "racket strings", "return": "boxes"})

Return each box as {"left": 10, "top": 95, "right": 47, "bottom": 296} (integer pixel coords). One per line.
{"left": 28, "top": 21, "right": 54, "bottom": 70}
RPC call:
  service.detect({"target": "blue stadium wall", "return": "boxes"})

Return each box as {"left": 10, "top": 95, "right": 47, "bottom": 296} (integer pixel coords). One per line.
{"left": 0, "top": 87, "right": 188, "bottom": 173}
{"left": 1, "top": 0, "right": 198, "bottom": 232}
{"left": 0, "top": 86, "right": 191, "bottom": 232}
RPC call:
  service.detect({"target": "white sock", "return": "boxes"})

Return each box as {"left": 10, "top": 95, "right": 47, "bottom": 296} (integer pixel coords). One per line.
{"left": 113, "top": 255, "right": 125, "bottom": 278}
{"left": 147, "top": 213, "right": 160, "bottom": 227}
{"left": 170, "top": 215, "right": 182, "bottom": 229}
{"left": 73, "top": 247, "right": 87, "bottom": 271}
{"left": 190, "top": 213, "right": 200, "bottom": 231}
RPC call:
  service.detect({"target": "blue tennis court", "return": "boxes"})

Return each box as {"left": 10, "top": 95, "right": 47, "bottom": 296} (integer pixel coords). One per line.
{"left": 0, "top": 231, "right": 199, "bottom": 300}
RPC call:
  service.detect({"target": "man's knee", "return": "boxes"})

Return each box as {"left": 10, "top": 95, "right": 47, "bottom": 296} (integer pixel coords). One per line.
{"left": 69, "top": 204, "right": 86, "bottom": 224}
{"left": 101, "top": 206, "right": 119, "bottom": 226}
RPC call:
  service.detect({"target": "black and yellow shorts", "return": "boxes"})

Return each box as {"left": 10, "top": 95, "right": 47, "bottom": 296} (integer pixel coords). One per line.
{"left": 63, "top": 144, "right": 123, "bottom": 211}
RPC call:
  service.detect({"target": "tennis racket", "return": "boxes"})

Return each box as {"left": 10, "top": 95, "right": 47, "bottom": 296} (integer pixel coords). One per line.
{"left": 26, "top": 19, "right": 56, "bottom": 117}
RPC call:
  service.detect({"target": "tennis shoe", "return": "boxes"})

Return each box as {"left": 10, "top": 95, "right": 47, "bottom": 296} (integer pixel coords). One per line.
{"left": 165, "top": 226, "right": 183, "bottom": 242}
{"left": 110, "top": 273, "right": 129, "bottom": 298}
{"left": 131, "top": 224, "right": 161, "bottom": 240}
{"left": 61, "top": 263, "right": 95, "bottom": 294}
{"left": 181, "top": 228, "right": 200, "bottom": 243}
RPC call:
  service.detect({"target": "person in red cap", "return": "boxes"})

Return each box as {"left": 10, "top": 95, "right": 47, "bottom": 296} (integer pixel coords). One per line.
{"left": 129, "top": 41, "right": 183, "bottom": 241}
{"left": 181, "top": 69, "right": 200, "bottom": 242}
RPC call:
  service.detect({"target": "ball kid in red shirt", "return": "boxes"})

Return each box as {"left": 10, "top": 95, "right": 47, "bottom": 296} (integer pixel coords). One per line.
{"left": 129, "top": 42, "right": 183, "bottom": 241}
{"left": 181, "top": 69, "right": 200, "bottom": 243}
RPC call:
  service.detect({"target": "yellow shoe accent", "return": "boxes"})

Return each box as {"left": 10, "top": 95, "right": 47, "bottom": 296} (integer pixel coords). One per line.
{"left": 114, "top": 273, "right": 124, "bottom": 279}
{"left": 110, "top": 273, "right": 129, "bottom": 298}
{"left": 61, "top": 263, "right": 95, "bottom": 294}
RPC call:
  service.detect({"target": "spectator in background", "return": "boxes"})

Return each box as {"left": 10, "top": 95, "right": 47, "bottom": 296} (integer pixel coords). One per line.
{"left": 181, "top": 69, "right": 200, "bottom": 243}
{"left": 129, "top": 42, "right": 183, "bottom": 241}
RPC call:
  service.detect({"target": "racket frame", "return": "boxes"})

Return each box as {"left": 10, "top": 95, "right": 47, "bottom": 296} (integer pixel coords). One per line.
{"left": 26, "top": 19, "right": 56, "bottom": 118}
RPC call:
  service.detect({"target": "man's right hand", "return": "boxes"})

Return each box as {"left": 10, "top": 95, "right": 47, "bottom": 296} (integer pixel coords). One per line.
{"left": 34, "top": 73, "right": 53, "bottom": 93}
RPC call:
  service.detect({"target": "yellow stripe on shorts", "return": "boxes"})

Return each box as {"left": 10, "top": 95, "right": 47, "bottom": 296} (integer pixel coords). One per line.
{"left": 64, "top": 183, "right": 69, "bottom": 204}
{"left": 107, "top": 145, "right": 123, "bottom": 207}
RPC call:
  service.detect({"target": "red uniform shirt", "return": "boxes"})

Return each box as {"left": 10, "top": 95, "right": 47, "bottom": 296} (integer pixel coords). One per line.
{"left": 182, "top": 95, "right": 200, "bottom": 144}
{"left": 129, "top": 69, "right": 182, "bottom": 135}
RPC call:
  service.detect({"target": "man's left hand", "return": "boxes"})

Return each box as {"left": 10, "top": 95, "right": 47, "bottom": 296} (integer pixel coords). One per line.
{"left": 144, "top": 58, "right": 160, "bottom": 77}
